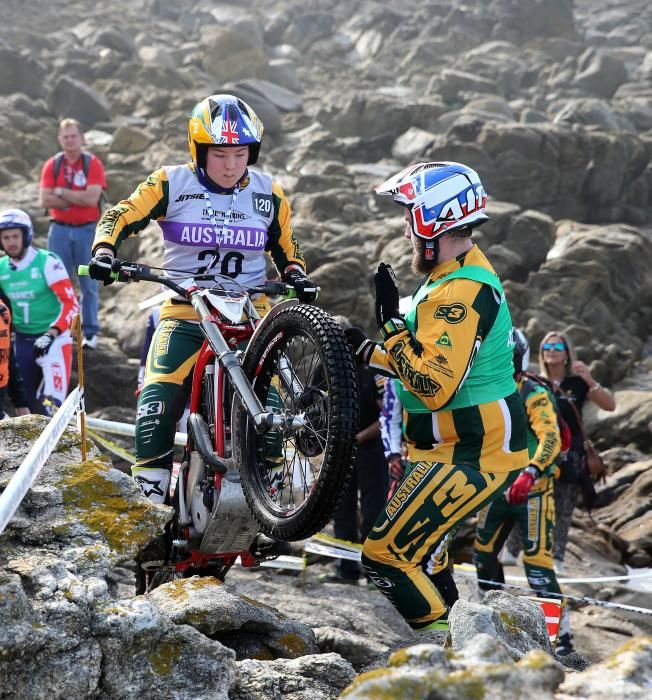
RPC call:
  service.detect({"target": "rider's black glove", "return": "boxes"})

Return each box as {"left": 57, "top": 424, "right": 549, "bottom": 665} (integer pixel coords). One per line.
{"left": 33, "top": 332, "right": 55, "bottom": 359}
{"left": 89, "top": 254, "right": 120, "bottom": 286}
{"left": 374, "top": 262, "right": 401, "bottom": 328}
{"left": 282, "top": 267, "right": 318, "bottom": 303}
{"left": 344, "top": 326, "right": 374, "bottom": 365}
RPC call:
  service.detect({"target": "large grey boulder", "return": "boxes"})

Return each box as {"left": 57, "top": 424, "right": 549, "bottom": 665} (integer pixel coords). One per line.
{"left": 225, "top": 568, "right": 414, "bottom": 665}
{"left": 449, "top": 592, "right": 553, "bottom": 659}
{"left": 218, "top": 83, "right": 284, "bottom": 136}
{"left": 486, "top": 209, "right": 555, "bottom": 281}
{"left": 233, "top": 653, "right": 356, "bottom": 700}
{"left": 340, "top": 634, "right": 564, "bottom": 699}
{"left": 489, "top": 0, "right": 576, "bottom": 43}
{"left": 46, "top": 76, "right": 112, "bottom": 127}
{"left": 70, "top": 338, "right": 140, "bottom": 412}
{"left": 0, "top": 418, "right": 350, "bottom": 698}
{"left": 311, "top": 254, "right": 374, "bottom": 327}
{"left": 0, "top": 48, "right": 46, "bottom": 98}
{"left": 591, "top": 457, "right": 652, "bottom": 566}
{"left": 558, "top": 637, "right": 652, "bottom": 699}
{"left": 506, "top": 223, "right": 652, "bottom": 385}
{"left": 573, "top": 49, "right": 628, "bottom": 99}
{"left": 391, "top": 127, "right": 437, "bottom": 161}
{"left": 92, "top": 598, "right": 236, "bottom": 699}
{"left": 435, "top": 69, "right": 498, "bottom": 103}
{"left": 471, "top": 122, "right": 651, "bottom": 224}
{"left": 94, "top": 28, "right": 136, "bottom": 57}
{"left": 199, "top": 25, "right": 268, "bottom": 80}
{"left": 226, "top": 79, "right": 303, "bottom": 113}
{"left": 316, "top": 93, "right": 447, "bottom": 141}
{"left": 147, "top": 575, "right": 319, "bottom": 660}
{"left": 587, "top": 366, "right": 652, "bottom": 453}
{"left": 0, "top": 417, "right": 197, "bottom": 698}
{"left": 552, "top": 98, "right": 636, "bottom": 131}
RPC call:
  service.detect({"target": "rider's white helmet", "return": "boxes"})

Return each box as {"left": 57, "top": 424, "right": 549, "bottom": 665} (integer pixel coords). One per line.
{"left": 375, "top": 161, "right": 489, "bottom": 239}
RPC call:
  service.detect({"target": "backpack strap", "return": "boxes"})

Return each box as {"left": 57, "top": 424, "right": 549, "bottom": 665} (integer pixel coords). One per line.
{"left": 52, "top": 151, "right": 65, "bottom": 182}
{"left": 52, "top": 151, "right": 92, "bottom": 182}
{"left": 81, "top": 152, "right": 91, "bottom": 176}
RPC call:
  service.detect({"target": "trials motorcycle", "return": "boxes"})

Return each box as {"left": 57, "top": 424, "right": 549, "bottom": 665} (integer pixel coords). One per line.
{"left": 81, "top": 260, "right": 359, "bottom": 592}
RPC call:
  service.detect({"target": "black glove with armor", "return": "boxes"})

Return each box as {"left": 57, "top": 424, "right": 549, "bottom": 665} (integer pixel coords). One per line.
{"left": 282, "top": 267, "right": 319, "bottom": 303}
{"left": 374, "top": 262, "right": 401, "bottom": 328}
{"left": 88, "top": 254, "right": 121, "bottom": 286}
{"left": 344, "top": 326, "right": 374, "bottom": 365}
{"left": 33, "top": 332, "right": 55, "bottom": 359}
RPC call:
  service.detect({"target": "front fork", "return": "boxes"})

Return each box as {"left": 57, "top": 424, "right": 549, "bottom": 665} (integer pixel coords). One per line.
{"left": 192, "top": 294, "right": 303, "bottom": 433}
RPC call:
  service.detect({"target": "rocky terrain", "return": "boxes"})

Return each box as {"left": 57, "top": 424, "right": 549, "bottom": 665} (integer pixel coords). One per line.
{"left": 1, "top": 417, "right": 651, "bottom": 699}
{"left": 1, "top": 0, "right": 652, "bottom": 696}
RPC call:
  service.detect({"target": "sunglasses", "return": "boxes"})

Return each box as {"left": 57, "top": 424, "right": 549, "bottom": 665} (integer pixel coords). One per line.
{"left": 542, "top": 342, "right": 565, "bottom": 352}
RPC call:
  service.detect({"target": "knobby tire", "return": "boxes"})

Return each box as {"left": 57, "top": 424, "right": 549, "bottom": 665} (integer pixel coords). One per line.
{"left": 234, "top": 304, "right": 358, "bottom": 541}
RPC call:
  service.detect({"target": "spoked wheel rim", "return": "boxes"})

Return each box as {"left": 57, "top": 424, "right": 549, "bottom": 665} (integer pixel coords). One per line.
{"left": 252, "top": 330, "right": 332, "bottom": 517}
{"left": 236, "top": 303, "right": 358, "bottom": 541}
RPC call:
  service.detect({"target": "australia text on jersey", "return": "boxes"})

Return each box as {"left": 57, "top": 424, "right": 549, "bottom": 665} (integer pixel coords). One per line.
{"left": 161, "top": 222, "right": 268, "bottom": 250}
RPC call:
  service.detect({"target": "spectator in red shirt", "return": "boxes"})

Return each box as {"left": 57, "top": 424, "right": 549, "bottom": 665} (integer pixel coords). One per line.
{"left": 39, "top": 118, "right": 107, "bottom": 349}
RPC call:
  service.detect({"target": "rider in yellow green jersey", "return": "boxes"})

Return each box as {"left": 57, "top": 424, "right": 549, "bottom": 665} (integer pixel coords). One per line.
{"left": 346, "top": 162, "right": 529, "bottom": 631}
{"left": 473, "top": 327, "right": 574, "bottom": 655}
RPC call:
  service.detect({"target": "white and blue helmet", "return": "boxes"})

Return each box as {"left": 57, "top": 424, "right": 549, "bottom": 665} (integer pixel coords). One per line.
{"left": 375, "top": 161, "right": 489, "bottom": 240}
{"left": 0, "top": 208, "right": 33, "bottom": 250}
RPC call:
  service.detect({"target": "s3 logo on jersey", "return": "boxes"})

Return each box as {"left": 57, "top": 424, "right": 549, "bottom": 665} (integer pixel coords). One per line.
{"left": 434, "top": 303, "right": 467, "bottom": 324}
{"left": 137, "top": 401, "right": 164, "bottom": 419}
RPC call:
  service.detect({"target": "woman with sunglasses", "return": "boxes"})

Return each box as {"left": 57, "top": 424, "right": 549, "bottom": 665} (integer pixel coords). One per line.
{"left": 538, "top": 331, "right": 615, "bottom": 572}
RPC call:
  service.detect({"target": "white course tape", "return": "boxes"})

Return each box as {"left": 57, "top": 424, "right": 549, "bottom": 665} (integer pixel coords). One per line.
{"left": 87, "top": 428, "right": 137, "bottom": 464}
{"left": 259, "top": 555, "right": 306, "bottom": 571}
{"left": 453, "top": 562, "right": 652, "bottom": 585}
{"left": 304, "top": 540, "right": 362, "bottom": 562}
{"left": 469, "top": 575, "right": 652, "bottom": 617}
{"left": 0, "top": 388, "right": 80, "bottom": 535}
{"left": 302, "top": 535, "right": 652, "bottom": 616}
{"left": 307, "top": 536, "right": 652, "bottom": 586}
{"left": 86, "top": 417, "right": 187, "bottom": 448}
{"left": 138, "top": 288, "right": 176, "bottom": 310}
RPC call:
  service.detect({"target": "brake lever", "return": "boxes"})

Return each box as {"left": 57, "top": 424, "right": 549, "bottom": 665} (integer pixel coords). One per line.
{"left": 117, "top": 261, "right": 150, "bottom": 281}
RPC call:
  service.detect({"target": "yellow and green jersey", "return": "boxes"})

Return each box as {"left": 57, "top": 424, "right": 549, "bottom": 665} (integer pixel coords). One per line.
{"left": 93, "top": 164, "right": 305, "bottom": 322}
{"left": 368, "top": 245, "right": 528, "bottom": 473}
{"left": 518, "top": 376, "right": 561, "bottom": 476}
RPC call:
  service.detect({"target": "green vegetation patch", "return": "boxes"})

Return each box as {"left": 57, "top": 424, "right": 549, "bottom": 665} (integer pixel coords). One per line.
{"left": 518, "top": 650, "right": 552, "bottom": 670}
{"left": 160, "top": 576, "right": 224, "bottom": 602}
{"left": 148, "top": 639, "right": 182, "bottom": 676}
{"left": 59, "top": 459, "right": 166, "bottom": 557}
{"left": 276, "top": 632, "right": 308, "bottom": 657}
{"left": 499, "top": 610, "right": 519, "bottom": 633}
{"left": 342, "top": 664, "right": 490, "bottom": 699}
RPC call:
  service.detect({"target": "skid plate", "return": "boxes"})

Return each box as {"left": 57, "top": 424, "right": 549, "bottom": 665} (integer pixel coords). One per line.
{"left": 199, "top": 470, "right": 260, "bottom": 554}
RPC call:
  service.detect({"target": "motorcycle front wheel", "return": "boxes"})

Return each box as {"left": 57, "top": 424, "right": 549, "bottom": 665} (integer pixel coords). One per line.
{"left": 233, "top": 304, "right": 359, "bottom": 541}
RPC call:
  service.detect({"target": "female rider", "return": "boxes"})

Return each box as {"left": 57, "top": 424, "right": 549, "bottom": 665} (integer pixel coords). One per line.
{"left": 88, "top": 95, "right": 316, "bottom": 518}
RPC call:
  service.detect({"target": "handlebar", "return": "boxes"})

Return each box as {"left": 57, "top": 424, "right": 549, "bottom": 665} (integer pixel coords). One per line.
{"left": 78, "top": 262, "right": 300, "bottom": 299}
